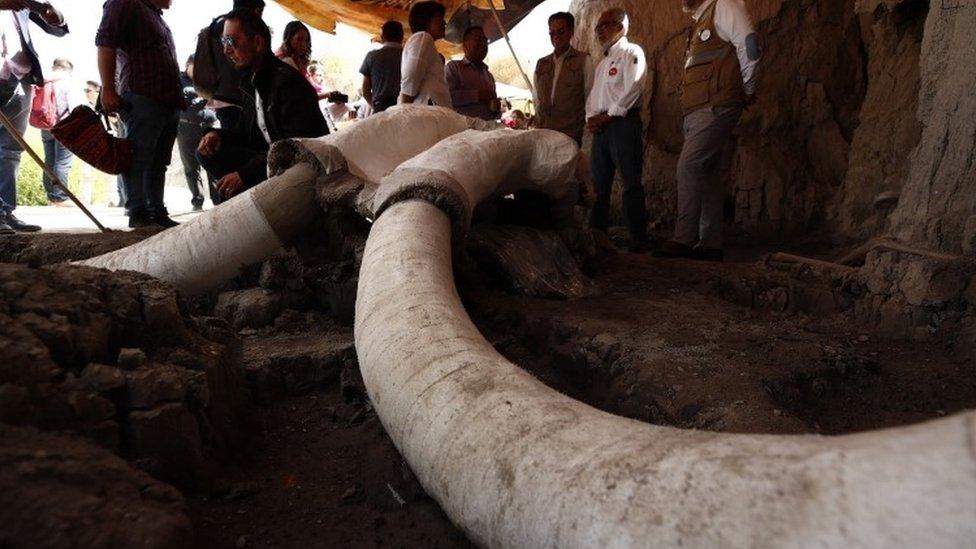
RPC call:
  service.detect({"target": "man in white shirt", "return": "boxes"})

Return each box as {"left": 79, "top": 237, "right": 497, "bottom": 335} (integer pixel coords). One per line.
{"left": 399, "top": 1, "right": 451, "bottom": 108}
{"left": 534, "top": 11, "right": 592, "bottom": 145}
{"left": 655, "top": 0, "right": 761, "bottom": 262}
{"left": 585, "top": 7, "right": 648, "bottom": 253}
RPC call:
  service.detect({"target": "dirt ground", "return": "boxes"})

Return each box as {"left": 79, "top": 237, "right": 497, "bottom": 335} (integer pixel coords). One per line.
{"left": 1, "top": 230, "right": 973, "bottom": 547}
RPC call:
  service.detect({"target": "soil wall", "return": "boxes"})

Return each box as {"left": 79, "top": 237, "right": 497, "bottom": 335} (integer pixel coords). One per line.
{"left": 567, "top": 0, "right": 928, "bottom": 242}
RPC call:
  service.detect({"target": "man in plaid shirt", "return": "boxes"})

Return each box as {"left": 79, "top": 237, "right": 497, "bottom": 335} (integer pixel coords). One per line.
{"left": 96, "top": 0, "right": 184, "bottom": 228}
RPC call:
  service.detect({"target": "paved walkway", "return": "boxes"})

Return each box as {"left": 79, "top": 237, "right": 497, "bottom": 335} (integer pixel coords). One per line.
{"left": 13, "top": 186, "right": 207, "bottom": 233}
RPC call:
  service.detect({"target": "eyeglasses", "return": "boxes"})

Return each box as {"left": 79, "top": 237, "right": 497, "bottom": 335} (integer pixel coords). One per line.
{"left": 220, "top": 36, "right": 238, "bottom": 48}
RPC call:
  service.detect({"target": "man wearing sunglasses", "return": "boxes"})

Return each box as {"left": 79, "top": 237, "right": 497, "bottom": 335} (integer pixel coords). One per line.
{"left": 533, "top": 12, "right": 591, "bottom": 146}
{"left": 196, "top": 8, "right": 327, "bottom": 202}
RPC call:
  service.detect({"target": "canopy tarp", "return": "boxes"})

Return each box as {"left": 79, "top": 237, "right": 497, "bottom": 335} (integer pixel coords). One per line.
{"left": 274, "top": 0, "right": 545, "bottom": 50}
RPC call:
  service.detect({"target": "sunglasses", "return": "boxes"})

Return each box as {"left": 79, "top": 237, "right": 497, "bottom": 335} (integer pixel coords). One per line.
{"left": 220, "top": 35, "right": 238, "bottom": 48}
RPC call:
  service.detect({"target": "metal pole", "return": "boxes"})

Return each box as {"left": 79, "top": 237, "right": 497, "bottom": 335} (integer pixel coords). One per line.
{"left": 486, "top": 0, "right": 536, "bottom": 97}
{"left": 0, "top": 108, "right": 109, "bottom": 232}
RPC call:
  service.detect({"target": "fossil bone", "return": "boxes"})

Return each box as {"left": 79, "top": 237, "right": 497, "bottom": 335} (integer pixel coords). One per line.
{"left": 355, "top": 127, "right": 976, "bottom": 548}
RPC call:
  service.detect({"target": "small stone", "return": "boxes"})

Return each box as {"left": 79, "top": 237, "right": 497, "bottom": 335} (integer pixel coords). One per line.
{"left": 117, "top": 348, "right": 147, "bottom": 370}
{"left": 81, "top": 363, "right": 126, "bottom": 392}
{"left": 341, "top": 486, "right": 357, "bottom": 500}
{"left": 857, "top": 335, "right": 870, "bottom": 343}
{"left": 236, "top": 535, "right": 248, "bottom": 548}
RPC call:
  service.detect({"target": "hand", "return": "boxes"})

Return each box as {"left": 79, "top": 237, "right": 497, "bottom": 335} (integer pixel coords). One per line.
{"left": 0, "top": 1, "right": 27, "bottom": 11}
{"left": 197, "top": 131, "right": 221, "bottom": 157}
{"left": 586, "top": 113, "right": 612, "bottom": 134}
{"left": 216, "top": 172, "right": 244, "bottom": 199}
{"left": 100, "top": 88, "right": 123, "bottom": 115}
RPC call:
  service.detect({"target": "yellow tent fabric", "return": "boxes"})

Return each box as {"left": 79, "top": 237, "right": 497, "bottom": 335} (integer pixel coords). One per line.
{"left": 273, "top": 0, "right": 506, "bottom": 36}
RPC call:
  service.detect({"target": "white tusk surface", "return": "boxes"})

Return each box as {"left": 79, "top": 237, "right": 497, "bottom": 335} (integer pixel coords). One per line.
{"left": 357, "top": 198, "right": 976, "bottom": 549}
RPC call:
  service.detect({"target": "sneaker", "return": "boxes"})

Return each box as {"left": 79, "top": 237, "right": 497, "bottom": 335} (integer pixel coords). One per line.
{"left": 652, "top": 241, "right": 695, "bottom": 259}
{"left": 0, "top": 218, "right": 13, "bottom": 235}
{"left": 192, "top": 204, "right": 204, "bottom": 212}
{"left": 4, "top": 213, "right": 41, "bottom": 232}
{"left": 152, "top": 213, "right": 179, "bottom": 228}
{"left": 128, "top": 210, "right": 155, "bottom": 229}
{"left": 694, "top": 248, "right": 724, "bottom": 262}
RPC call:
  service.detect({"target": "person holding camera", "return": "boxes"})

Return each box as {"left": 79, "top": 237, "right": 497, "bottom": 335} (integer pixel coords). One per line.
{"left": 196, "top": 8, "right": 327, "bottom": 202}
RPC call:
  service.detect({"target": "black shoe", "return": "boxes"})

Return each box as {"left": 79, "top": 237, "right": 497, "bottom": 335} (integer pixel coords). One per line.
{"left": 192, "top": 204, "right": 203, "bottom": 212}
{"left": 4, "top": 213, "right": 40, "bottom": 232}
{"left": 652, "top": 241, "right": 695, "bottom": 258}
{"left": 0, "top": 218, "right": 14, "bottom": 235}
{"left": 128, "top": 210, "right": 155, "bottom": 229}
{"left": 694, "top": 248, "right": 724, "bottom": 262}
{"left": 152, "top": 213, "right": 179, "bottom": 228}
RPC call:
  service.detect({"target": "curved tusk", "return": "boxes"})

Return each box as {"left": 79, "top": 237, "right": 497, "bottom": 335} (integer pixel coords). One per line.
{"left": 77, "top": 106, "right": 486, "bottom": 295}
{"left": 78, "top": 163, "right": 321, "bottom": 296}
{"left": 356, "top": 133, "right": 976, "bottom": 548}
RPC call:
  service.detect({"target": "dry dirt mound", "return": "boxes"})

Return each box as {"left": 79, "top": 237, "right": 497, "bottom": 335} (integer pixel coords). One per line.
{"left": 0, "top": 424, "right": 192, "bottom": 549}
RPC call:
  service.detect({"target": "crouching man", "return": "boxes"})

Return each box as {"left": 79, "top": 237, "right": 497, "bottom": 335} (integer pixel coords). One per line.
{"left": 654, "top": 0, "right": 760, "bottom": 261}
{"left": 197, "top": 8, "right": 327, "bottom": 202}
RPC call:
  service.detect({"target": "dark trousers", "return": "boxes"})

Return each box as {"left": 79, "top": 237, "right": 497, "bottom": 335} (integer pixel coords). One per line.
{"left": 41, "top": 130, "right": 71, "bottom": 202}
{"left": 0, "top": 82, "right": 30, "bottom": 213}
{"left": 590, "top": 111, "right": 647, "bottom": 240}
{"left": 177, "top": 121, "right": 214, "bottom": 207}
{"left": 119, "top": 93, "right": 179, "bottom": 217}
{"left": 197, "top": 142, "right": 261, "bottom": 206}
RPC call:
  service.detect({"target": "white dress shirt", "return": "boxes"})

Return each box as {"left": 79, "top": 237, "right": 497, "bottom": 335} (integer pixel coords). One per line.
{"left": 585, "top": 36, "right": 646, "bottom": 119}
{"left": 399, "top": 31, "right": 451, "bottom": 107}
{"left": 693, "top": 0, "right": 760, "bottom": 95}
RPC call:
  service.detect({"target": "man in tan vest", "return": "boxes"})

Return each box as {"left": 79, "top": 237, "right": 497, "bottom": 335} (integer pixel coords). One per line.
{"left": 654, "top": 0, "right": 760, "bottom": 261}
{"left": 534, "top": 12, "right": 592, "bottom": 145}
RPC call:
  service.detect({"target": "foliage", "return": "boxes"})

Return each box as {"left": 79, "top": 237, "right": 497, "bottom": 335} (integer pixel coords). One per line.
{"left": 15, "top": 128, "right": 113, "bottom": 207}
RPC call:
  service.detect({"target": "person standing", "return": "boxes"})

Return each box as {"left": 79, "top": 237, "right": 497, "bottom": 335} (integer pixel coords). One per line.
{"left": 96, "top": 0, "right": 184, "bottom": 228}
{"left": 399, "top": 1, "right": 450, "bottom": 108}
{"left": 0, "top": 0, "right": 67, "bottom": 234}
{"left": 586, "top": 7, "right": 648, "bottom": 253}
{"left": 178, "top": 55, "right": 216, "bottom": 211}
{"left": 196, "top": 8, "right": 328, "bottom": 201}
{"left": 445, "top": 26, "right": 498, "bottom": 121}
{"left": 359, "top": 20, "right": 403, "bottom": 114}
{"left": 37, "top": 58, "right": 81, "bottom": 206}
{"left": 534, "top": 12, "right": 592, "bottom": 145}
{"left": 654, "top": 0, "right": 760, "bottom": 261}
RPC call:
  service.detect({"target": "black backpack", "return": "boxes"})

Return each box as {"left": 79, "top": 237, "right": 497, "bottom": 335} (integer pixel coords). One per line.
{"left": 192, "top": 17, "right": 225, "bottom": 100}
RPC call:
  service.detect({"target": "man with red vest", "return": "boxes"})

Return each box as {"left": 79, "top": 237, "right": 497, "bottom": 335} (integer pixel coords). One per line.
{"left": 654, "top": 0, "right": 760, "bottom": 261}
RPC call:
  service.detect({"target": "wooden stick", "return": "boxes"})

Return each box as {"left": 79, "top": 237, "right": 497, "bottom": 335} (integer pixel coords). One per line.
{"left": 766, "top": 252, "right": 854, "bottom": 273}
{"left": 0, "top": 107, "right": 109, "bottom": 232}
{"left": 486, "top": 0, "right": 536, "bottom": 97}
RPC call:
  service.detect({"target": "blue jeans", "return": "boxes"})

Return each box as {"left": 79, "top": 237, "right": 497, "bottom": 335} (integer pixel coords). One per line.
{"left": 118, "top": 92, "right": 179, "bottom": 217}
{"left": 41, "top": 130, "right": 71, "bottom": 202}
{"left": 0, "top": 82, "right": 31, "bottom": 214}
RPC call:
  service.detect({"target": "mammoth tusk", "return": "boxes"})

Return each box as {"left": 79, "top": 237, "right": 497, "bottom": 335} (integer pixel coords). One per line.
{"left": 355, "top": 131, "right": 976, "bottom": 548}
